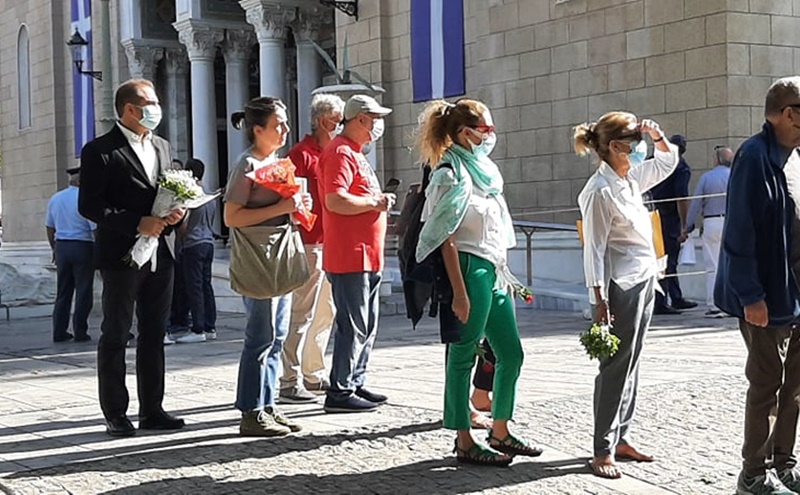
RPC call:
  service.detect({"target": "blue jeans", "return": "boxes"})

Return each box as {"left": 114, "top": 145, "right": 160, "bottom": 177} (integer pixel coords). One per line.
{"left": 53, "top": 240, "right": 95, "bottom": 339}
{"left": 235, "top": 294, "right": 292, "bottom": 411}
{"left": 326, "top": 272, "right": 381, "bottom": 401}
{"left": 183, "top": 243, "right": 216, "bottom": 332}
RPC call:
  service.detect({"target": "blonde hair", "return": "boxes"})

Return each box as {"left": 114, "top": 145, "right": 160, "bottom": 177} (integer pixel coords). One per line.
{"left": 416, "top": 98, "right": 488, "bottom": 166}
{"left": 573, "top": 111, "right": 639, "bottom": 163}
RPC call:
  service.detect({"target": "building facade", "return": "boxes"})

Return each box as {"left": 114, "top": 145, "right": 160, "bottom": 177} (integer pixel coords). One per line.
{"left": 0, "top": 0, "right": 335, "bottom": 244}
{"left": 335, "top": 0, "right": 800, "bottom": 225}
{"left": 1, "top": 0, "right": 800, "bottom": 299}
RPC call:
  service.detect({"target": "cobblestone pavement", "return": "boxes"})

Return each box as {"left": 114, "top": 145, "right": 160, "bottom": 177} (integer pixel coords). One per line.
{"left": 0, "top": 305, "right": 753, "bottom": 494}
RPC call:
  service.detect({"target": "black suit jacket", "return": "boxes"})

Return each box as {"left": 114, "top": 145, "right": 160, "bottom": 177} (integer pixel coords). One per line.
{"left": 78, "top": 125, "right": 174, "bottom": 270}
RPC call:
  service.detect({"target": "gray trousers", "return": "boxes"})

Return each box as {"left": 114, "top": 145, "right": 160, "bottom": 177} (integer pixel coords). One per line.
{"left": 593, "top": 277, "right": 655, "bottom": 457}
{"left": 740, "top": 320, "right": 800, "bottom": 477}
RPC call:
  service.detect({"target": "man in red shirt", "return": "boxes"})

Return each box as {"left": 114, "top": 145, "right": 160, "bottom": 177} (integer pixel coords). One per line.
{"left": 279, "top": 94, "right": 344, "bottom": 404}
{"left": 320, "top": 94, "right": 395, "bottom": 413}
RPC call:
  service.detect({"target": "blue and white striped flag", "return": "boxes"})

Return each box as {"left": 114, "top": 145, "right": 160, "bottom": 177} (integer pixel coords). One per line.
{"left": 410, "top": 0, "right": 465, "bottom": 103}
{"left": 71, "top": 0, "right": 95, "bottom": 157}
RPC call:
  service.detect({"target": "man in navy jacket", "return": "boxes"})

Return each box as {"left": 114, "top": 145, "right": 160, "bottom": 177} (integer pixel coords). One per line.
{"left": 715, "top": 77, "right": 800, "bottom": 494}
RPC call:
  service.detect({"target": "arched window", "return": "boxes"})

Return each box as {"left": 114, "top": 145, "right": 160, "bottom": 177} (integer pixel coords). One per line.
{"left": 17, "top": 25, "right": 31, "bottom": 129}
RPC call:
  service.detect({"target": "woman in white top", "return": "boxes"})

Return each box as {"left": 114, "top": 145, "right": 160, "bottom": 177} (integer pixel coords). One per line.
{"left": 416, "top": 98, "right": 541, "bottom": 467}
{"left": 575, "top": 112, "right": 678, "bottom": 479}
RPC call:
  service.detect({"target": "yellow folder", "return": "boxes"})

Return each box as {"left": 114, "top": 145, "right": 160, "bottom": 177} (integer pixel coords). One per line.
{"left": 577, "top": 210, "right": 665, "bottom": 259}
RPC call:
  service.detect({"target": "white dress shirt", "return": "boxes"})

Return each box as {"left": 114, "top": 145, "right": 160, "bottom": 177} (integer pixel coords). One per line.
{"left": 578, "top": 145, "right": 679, "bottom": 304}
{"left": 117, "top": 122, "right": 157, "bottom": 185}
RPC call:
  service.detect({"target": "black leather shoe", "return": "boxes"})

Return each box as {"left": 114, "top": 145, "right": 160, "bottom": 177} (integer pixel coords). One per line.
{"left": 653, "top": 305, "right": 681, "bottom": 315}
{"left": 355, "top": 387, "right": 388, "bottom": 405}
{"left": 106, "top": 416, "right": 136, "bottom": 437}
{"left": 74, "top": 334, "right": 92, "bottom": 343}
{"left": 672, "top": 299, "right": 698, "bottom": 310}
{"left": 53, "top": 333, "right": 74, "bottom": 343}
{"left": 139, "top": 410, "right": 185, "bottom": 430}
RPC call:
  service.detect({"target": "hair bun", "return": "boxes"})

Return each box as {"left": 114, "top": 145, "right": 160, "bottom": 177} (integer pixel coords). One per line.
{"left": 231, "top": 111, "right": 246, "bottom": 130}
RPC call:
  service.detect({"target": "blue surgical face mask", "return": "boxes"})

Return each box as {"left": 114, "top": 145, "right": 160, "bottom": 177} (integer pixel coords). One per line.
{"left": 138, "top": 104, "right": 162, "bottom": 131}
{"left": 627, "top": 140, "right": 647, "bottom": 168}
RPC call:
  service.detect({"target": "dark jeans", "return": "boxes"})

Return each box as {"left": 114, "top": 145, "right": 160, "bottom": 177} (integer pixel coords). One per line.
{"left": 740, "top": 320, "right": 800, "bottom": 477}
{"left": 98, "top": 247, "right": 173, "bottom": 420}
{"left": 183, "top": 243, "right": 216, "bottom": 333}
{"left": 53, "top": 240, "right": 95, "bottom": 339}
{"left": 656, "top": 232, "right": 684, "bottom": 307}
{"left": 168, "top": 254, "right": 189, "bottom": 331}
{"left": 326, "top": 272, "right": 381, "bottom": 402}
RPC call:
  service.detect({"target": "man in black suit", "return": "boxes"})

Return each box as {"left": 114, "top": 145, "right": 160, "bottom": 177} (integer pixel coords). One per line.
{"left": 79, "top": 79, "right": 186, "bottom": 437}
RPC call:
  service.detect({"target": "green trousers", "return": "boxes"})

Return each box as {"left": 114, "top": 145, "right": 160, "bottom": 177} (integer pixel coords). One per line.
{"left": 443, "top": 253, "right": 524, "bottom": 430}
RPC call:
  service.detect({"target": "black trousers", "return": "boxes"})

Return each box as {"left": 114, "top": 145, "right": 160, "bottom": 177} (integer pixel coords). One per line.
{"left": 97, "top": 246, "right": 173, "bottom": 420}
{"left": 53, "top": 240, "right": 95, "bottom": 339}
{"left": 473, "top": 339, "right": 495, "bottom": 392}
{"left": 656, "top": 232, "right": 684, "bottom": 307}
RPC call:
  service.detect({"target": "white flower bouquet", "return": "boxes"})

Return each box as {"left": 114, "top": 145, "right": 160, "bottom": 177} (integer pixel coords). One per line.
{"left": 125, "top": 169, "right": 216, "bottom": 270}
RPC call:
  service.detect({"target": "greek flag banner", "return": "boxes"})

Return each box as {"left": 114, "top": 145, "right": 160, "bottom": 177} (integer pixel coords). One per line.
{"left": 410, "top": 0, "right": 466, "bottom": 103}
{"left": 71, "top": 0, "right": 95, "bottom": 157}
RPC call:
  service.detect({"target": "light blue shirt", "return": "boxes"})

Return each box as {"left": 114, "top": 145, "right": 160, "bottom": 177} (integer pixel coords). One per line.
{"left": 685, "top": 165, "right": 730, "bottom": 232}
{"left": 45, "top": 186, "right": 95, "bottom": 241}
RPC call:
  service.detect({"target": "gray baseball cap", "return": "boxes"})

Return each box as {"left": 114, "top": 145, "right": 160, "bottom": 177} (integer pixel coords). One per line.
{"left": 343, "top": 94, "right": 392, "bottom": 121}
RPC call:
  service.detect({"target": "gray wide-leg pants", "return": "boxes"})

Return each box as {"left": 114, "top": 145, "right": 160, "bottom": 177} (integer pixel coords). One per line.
{"left": 593, "top": 277, "right": 655, "bottom": 457}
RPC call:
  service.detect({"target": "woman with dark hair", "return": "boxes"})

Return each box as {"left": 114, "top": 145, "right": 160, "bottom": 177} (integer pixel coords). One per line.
{"left": 415, "top": 98, "right": 541, "bottom": 466}
{"left": 574, "top": 112, "right": 678, "bottom": 479}
{"left": 224, "top": 97, "right": 312, "bottom": 437}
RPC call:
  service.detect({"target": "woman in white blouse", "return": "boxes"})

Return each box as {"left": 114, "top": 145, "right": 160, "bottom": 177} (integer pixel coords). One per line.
{"left": 575, "top": 112, "right": 678, "bottom": 479}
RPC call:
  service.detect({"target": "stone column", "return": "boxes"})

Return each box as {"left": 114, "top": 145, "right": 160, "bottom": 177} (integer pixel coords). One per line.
{"left": 223, "top": 29, "right": 255, "bottom": 169}
{"left": 163, "top": 47, "right": 190, "bottom": 162}
{"left": 120, "top": 40, "right": 164, "bottom": 82}
{"left": 294, "top": 8, "right": 324, "bottom": 138}
{"left": 240, "top": 0, "right": 295, "bottom": 101}
{"left": 176, "top": 23, "right": 223, "bottom": 193}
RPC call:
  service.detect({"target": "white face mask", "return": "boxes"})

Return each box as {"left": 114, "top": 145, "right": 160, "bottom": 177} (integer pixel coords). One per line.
{"left": 369, "top": 118, "right": 385, "bottom": 142}
{"left": 328, "top": 122, "right": 343, "bottom": 140}
{"left": 468, "top": 128, "right": 497, "bottom": 157}
{"left": 138, "top": 104, "right": 162, "bottom": 131}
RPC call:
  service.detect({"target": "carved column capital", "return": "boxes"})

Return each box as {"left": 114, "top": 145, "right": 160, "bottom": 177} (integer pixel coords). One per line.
{"left": 176, "top": 23, "right": 223, "bottom": 62}
{"left": 121, "top": 40, "right": 164, "bottom": 81}
{"left": 164, "top": 47, "right": 189, "bottom": 76}
{"left": 240, "top": 1, "right": 296, "bottom": 41}
{"left": 294, "top": 7, "right": 326, "bottom": 42}
{"left": 222, "top": 28, "right": 256, "bottom": 63}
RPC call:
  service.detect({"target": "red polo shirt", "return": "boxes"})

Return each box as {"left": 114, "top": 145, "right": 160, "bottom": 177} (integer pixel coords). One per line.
{"left": 288, "top": 135, "right": 325, "bottom": 245}
{"left": 319, "top": 135, "right": 386, "bottom": 274}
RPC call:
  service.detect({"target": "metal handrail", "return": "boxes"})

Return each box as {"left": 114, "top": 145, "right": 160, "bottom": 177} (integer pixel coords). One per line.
{"left": 387, "top": 211, "right": 578, "bottom": 287}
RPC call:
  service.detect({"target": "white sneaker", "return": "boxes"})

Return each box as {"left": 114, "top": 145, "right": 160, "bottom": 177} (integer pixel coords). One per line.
{"left": 205, "top": 330, "right": 217, "bottom": 341}
{"left": 163, "top": 334, "right": 176, "bottom": 345}
{"left": 176, "top": 332, "right": 207, "bottom": 344}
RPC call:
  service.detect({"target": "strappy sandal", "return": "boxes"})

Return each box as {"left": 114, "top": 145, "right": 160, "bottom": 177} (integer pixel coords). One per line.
{"left": 487, "top": 431, "right": 544, "bottom": 457}
{"left": 453, "top": 439, "right": 513, "bottom": 467}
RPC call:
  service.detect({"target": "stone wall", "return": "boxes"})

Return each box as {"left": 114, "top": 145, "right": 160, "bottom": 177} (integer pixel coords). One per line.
{"left": 336, "top": 0, "right": 800, "bottom": 223}
{"left": 0, "top": 0, "right": 76, "bottom": 242}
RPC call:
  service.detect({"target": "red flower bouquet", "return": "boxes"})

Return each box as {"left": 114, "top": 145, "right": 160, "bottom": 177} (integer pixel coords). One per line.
{"left": 246, "top": 157, "right": 317, "bottom": 231}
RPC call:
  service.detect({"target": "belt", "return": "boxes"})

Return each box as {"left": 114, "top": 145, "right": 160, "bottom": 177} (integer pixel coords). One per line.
{"left": 704, "top": 214, "right": 725, "bottom": 219}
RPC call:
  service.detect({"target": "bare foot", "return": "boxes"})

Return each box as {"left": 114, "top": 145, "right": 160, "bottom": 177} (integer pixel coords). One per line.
{"left": 470, "top": 410, "right": 493, "bottom": 430}
{"left": 615, "top": 444, "right": 654, "bottom": 462}
{"left": 589, "top": 456, "right": 622, "bottom": 479}
{"left": 471, "top": 389, "right": 492, "bottom": 412}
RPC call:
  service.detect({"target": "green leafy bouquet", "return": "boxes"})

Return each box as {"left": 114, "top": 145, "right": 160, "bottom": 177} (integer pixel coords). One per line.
{"left": 579, "top": 323, "right": 620, "bottom": 360}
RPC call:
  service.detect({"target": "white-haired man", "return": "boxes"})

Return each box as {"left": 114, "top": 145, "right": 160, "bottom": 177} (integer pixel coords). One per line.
{"left": 279, "top": 93, "right": 345, "bottom": 403}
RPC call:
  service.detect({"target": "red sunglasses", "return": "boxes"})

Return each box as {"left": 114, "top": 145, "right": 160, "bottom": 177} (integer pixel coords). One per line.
{"left": 471, "top": 124, "right": 496, "bottom": 134}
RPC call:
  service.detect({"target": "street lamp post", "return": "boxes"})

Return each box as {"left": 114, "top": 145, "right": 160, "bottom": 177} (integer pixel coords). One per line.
{"left": 66, "top": 28, "right": 103, "bottom": 81}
